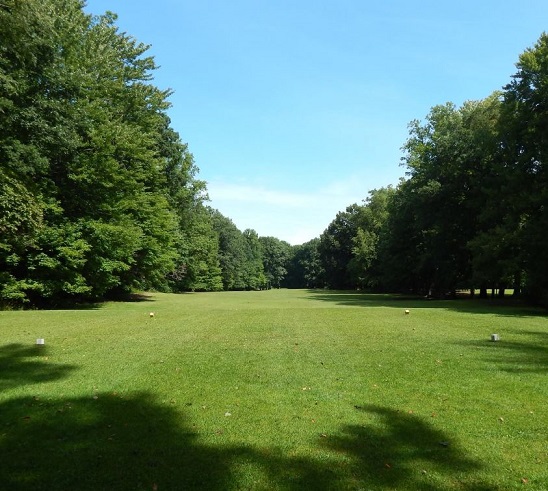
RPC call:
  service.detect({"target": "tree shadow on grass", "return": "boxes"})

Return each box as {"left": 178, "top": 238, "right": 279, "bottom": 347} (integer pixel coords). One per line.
{"left": 228, "top": 404, "right": 493, "bottom": 491}
{"left": 10, "top": 292, "right": 155, "bottom": 311}
{"left": 0, "top": 345, "right": 493, "bottom": 490}
{"left": 0, "top": 343, "right": 77, "bottom": 391}
{"left": 0, "top": 397, "right": 494, "bottom": 491}
{"left": 0, "top": 342, "right": 245, "bottom": 490}
{"left": 456, "top": 330, "right": 548, "bottom": 374}
{"left": 0, "top": 392, "right": 255, "bottom": 490}
{"left": 315, "top": 404, "right": 493, "bottom": 491}
{"left": 305, "top": 290, "right": 546, "bottom": 317}
{"left": 115, "top": 292, "right": 156, "bottom": 303}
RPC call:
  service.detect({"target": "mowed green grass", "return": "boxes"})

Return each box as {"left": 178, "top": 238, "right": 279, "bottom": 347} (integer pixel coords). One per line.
{"left": 0, "top": 290, "right": 546, "bottom": 490}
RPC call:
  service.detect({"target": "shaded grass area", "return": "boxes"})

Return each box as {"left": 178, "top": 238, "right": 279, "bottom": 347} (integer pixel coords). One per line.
{"left": 457, "top": 330, "right": 548, "bottom": 374}
{"left": 0, "top": 289, "right": 546, "bottom": 490}
{"left": 0, "top": 344, "right": 77, "bottom": 391}
{"left": 305, "top": 289, "right": 545, "bottom": 316}
{"left": 0, "top": 394, "right": 487, "bottom": 490}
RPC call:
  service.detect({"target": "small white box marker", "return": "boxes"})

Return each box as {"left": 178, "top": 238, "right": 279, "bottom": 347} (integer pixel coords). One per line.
{"left": 36, "top": 338, "right": 45, "bottom": 345}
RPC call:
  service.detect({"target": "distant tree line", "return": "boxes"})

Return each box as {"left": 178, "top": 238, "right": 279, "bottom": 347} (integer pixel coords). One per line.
{"left": 1, "top": 1, "right": 547, "bottom": 305}
{"left": 269, "top": 33, "right": 547, "bottom": 307}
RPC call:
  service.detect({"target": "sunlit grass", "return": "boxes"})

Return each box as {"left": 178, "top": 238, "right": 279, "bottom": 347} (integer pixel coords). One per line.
{"left": 1, "top": 290, "right": 546, "bottom": 490}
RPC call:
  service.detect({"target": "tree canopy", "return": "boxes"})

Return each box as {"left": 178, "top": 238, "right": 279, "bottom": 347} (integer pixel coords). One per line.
{"left": 0, "top": 1, "right": 204, "bottom": 304}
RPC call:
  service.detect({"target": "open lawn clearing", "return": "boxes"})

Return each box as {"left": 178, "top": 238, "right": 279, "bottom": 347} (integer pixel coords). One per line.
{"left": 1, "top": 289, "right": 546, "bottom": 490}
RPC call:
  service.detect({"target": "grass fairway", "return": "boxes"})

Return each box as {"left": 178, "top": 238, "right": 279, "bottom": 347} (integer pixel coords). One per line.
{"left": 1, "top": 289, "right": 546, "bottom": 490}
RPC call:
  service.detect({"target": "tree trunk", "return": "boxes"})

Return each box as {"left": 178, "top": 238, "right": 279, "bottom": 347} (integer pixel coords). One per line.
{"left": 512, "top": 272, "right": 522, "bottom": 297}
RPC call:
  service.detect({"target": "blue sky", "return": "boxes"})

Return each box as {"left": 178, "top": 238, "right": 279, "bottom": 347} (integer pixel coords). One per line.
{"left": 85, "top": 1, "right": 548, "bottom": 244}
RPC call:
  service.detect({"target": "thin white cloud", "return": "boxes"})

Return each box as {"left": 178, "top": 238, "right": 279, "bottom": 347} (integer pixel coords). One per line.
{"left": 207, "top": 182, "right": 312, "bottom": 208}
{"left": 206, "top": 175, "right": 378, "bottom": 244}
{"left": 208, "top": 172, "right": 371, "bottom": 208}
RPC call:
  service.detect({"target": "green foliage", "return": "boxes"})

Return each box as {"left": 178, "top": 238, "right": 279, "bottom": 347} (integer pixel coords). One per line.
{"left": 29, "top": 222, "right": 92, "bottom": 299}
{"left": 348, "top": 228, "right": 378, "bottom": 288}
{"left": 318, "top": 205, "right": 360, "bottom": 289}
{"left": 499, "top": 32, "right": 548, "bottom": 301}
{"left": 311, "top": 33, "right": 548, "bottom": 300}
{"left": 0, "top": 173, "right": 43, "bottom": 251}
{"left": 210, "top": 209, "right": 248, "bottom": 290}
{"left": 317, "top": 189, "right": 394, "bottom": 290}
{"left": 396, "top": 99, "right": 501, "bottom": 295}
{"left": 284, "top": 238, "right": 325, "bottom": 288}
{"left": 0, "top": 0, "right": 208, "bottom": 305}
{"left": 242, "top": 229, "right": 266, "bottom": 290}
{"left": 309, "top": 35, "right": 548, "bottom": 300}
{"left": 173, "top": 205, "right": 223, "bottom": 292}
{"left": 79, "top": 219, "right": 141, "bottom": 297}
{"left": 210, "top": 212, "right": 284, "bottom": 291}
{"left": 259, "top": 236, "right": 291, "bottom": 288}
{"left": 349, "top": 187, "right": 395, "bottom": 290}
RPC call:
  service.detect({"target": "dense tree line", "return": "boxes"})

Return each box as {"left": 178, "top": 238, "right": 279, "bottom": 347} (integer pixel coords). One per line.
{"left": 0, "top": 0, "right": 284, "bottom": 305}
{"left": 296, "top": 33, "right": 548, "bottom": 303}
{"left": 0, "top": 0, "right": 222, "bottom": 304}
{"left": 1, "top": 2, "right": 547, "bottom": 306}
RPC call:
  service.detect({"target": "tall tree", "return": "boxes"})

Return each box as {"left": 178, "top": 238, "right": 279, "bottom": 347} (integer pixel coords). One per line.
{"left": 318, "top": 205, "right": 362, "bottom": 289}
{"left": 284, "top": 239, "right": 324, "bottom": 289}
{"left": 500, "top": 33, "right": 548, "bottom": 302}
{"left": 242, "top": 229, "right": 266, "bottom": 290}
{"left": 160, "top": 121, "right": 222, "bottom": 293}
{"left": 377, "top": 178, "right": 424, "bottom": 293}
{"left": 259, "top": 236, "right": 291, "bottom": 289}
{"left": 393, "top": 96, "right": 502, "bottom": 296}
{"left": 0, "top": 1, "right": 200, "bottom": 304}
{"left": 210, "top": 210, "right": 248, "bottom": 290}
{"left": 347, "top": 187, "right": 395, "bottom": 290}
{"left": 171, "top": 204, "right": 223, "bottom": 292}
